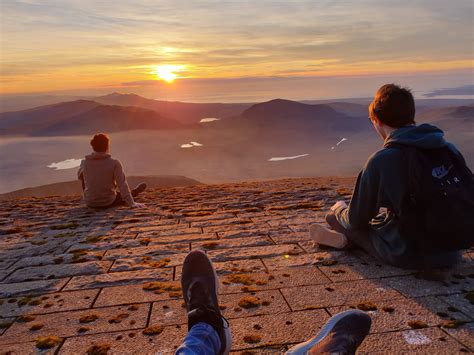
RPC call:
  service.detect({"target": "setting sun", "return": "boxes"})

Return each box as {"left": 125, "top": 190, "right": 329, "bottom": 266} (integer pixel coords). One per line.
{"left": 153, "top": 65, "right": 184, "bottom": 83}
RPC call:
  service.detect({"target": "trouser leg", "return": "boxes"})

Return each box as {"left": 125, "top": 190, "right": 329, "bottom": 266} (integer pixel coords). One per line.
{"left": 326, "top": 213, "right": 378, "bottom": 258}
{"left": 175, "top": 322, "right": 221, "bottom": 355}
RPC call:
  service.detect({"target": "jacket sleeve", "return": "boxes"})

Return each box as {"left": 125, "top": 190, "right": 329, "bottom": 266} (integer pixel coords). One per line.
{"left": 335, "top": 157, "right": 380, "bottom": 230}
{"left": 114, "top": 160, "right": 134, "bottom": 206}
{"left": 77, "top": 160, "right": 84, "bottom": 180}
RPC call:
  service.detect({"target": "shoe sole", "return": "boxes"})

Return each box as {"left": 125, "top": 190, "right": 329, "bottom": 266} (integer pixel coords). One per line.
{"left": 196, "top": 250, "right": 232, "bottom": 354}
{"left": 309, "top": 223, "right": 348, "bottom": 249}
{"left": 285, "top": 310, "right": 368, "bottom": 354}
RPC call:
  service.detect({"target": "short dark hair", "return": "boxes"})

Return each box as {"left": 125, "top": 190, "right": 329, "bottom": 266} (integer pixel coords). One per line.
{"left": 369, "top": 84, "right": 415, "bottom": 128}
{"left": 90, "top": 133, "right": 110, "bottom": 152}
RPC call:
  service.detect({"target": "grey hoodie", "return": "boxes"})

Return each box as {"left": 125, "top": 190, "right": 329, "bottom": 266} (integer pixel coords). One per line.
{"left": 77, "top": 152, "right": 134, "bottom": 207}
{"left": 335, "top": 124, "right": 464, "bottom": 268}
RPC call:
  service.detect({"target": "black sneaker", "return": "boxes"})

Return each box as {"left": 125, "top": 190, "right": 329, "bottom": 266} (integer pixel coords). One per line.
{"left": 181, "top": 250, "right": 231, "bottom": 354}
{"left": 286, "top": 310, "right": 371, "bottom": 354}
{"left": 131, "top": 183, "right": 147, "bottom": 197}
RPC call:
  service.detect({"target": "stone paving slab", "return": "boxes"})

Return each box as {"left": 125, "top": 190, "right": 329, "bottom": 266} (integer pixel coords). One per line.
{"left": 0, "top": 279, "right": 70, "bottom": 298}
{"left": 0, "top": 304, "right": 150, "bottom": 345}
{"left": 281, "top": 279, "right": 404, "bottom": 311}
{"left": 0, "top": 289, "right": 99, "bottom": 317}
{"left": 358, "top": 327, "right": 469, "bottom": 353}
{"left": 94, "top": 282, "right": 181, "bottom": 307}
{"left": 228, "top": 309, "right": 330, "bottom": 350}
{"left": 1, "top": 177, "right": 472, "bottom": 353}
{"left": 59, "top": 326, "right": 186, "bottom": 354}
{"left": 63, "top": 269, "right": 173, "bottom": 291}
{"left": 0, "top": 340, "right": 60, "bottom": 354}
{"left": 5, "top": 261, "right": 112, "bottom": 283}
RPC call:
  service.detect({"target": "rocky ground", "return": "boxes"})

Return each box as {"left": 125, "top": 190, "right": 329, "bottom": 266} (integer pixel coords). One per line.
{"left": 0, "top": 177, "right": 472, "bottom": 354}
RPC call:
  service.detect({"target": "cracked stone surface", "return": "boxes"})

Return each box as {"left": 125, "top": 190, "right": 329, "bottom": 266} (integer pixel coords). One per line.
{"left": 0, "top": 177, "right": 472, "bottom": 353}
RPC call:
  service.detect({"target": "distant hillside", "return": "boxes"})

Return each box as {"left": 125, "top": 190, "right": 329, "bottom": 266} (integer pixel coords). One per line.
{"left": 0, "top": 100, "right": 100, "bottom": 136}
{"left": 0, "top": 175, "right": 201, "bottom": 200}
{"left": 231, "top": 99, "right": 368, "bottom": 132}
{"left": 33, "top": 104, "right": 184, "bottom": 136}
{"left": 0, "top": 100, "right": 185, "bottom": 136}
{"left": 417, "top": 105, "right": 474, "bottom": 130}
{"left": 94, "top": 92, "right": 251, "bottom": 123}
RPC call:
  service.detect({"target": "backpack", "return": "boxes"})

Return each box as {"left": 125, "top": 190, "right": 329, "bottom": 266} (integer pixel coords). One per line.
{"left": 387, "top": 143, "right": 474, "bottom": 252}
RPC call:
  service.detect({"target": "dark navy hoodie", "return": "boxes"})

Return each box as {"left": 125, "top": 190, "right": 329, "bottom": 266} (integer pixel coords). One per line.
{"left": 335, "top": 123, "right": 464, "bottom": 268}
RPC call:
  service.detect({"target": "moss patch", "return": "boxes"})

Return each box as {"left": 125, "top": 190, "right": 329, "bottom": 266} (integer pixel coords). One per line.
{"left": 29, "top": 323, "right": 44, "bottom": 331}
{"left": 243, "top": 334, "right": 262, "bottom": 344}
{"left": 108, "top": 313, "right": 129, "bottom": 324}
{"left": 17, "top": 314, "right": 36, "bottom": 322}
{"left": 357, "top": 302, "right": 377, "bottom": 311}
{"left": 441, "top": 320, "right": 467, "bottom": 329}
{"left": 35, "top": 336, "right": 62, "bottom": 349}
{"left": 225, "top": 274, "right": 254, "bottom": 286}
{"left": 86, "top": 344, "right": 111, "bottom": 355}
{"left": 142, "top": 325, "right": 164, "bottom": 335}
{"left": 79, "top": 313, "right": 99, "bottom": 323}
{"left": 238, "top": 296, "right": 261, "bottom": 309}
{"left": 142, "top": 282, "right": 181, "bottom": 293}
{"left": 202, "top": 242, "right": 219, "bottom": 250}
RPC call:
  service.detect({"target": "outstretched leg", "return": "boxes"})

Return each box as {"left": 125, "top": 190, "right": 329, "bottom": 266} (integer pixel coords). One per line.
{"left": 176, "top": 250, "right": 231, "bottom": 354}
{"left": 286, "top": 309, "right": 371, "bottom": 354}
{"left": 131, "top": 182, "right": 147, "bottom": 197}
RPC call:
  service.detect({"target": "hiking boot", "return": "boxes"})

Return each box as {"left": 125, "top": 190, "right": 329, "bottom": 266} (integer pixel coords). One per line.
{"left": 286, "top": 309, "right": 371, "bottom": 354}
{"left": 181, "top": 250, "right": 231, "bottom": 354}
{"left": 131, "top": 183, "right": 147, "bottom": 197}
{"left": 309, "top": 223, "right": 348, "bottom": 249}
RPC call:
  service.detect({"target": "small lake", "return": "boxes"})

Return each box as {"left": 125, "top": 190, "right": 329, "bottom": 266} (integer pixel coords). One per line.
{"left": 181, "top": 141, "right": 203, "bottom": 148}
{"left": 200, "top": 118, "right": 220, "bottom": 123}
{"left": 48, "top": 158, "right": 82, "bottom": 170}
{"left": 268, "top": 154, "right": 309, "bottom": 162}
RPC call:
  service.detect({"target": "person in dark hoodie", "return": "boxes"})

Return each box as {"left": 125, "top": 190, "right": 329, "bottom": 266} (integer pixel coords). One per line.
{"left": 309, "top": 84, "right": 470, "bottom": 269}
{"left": 78, "top": 133, "right": 147, "bottom": 208}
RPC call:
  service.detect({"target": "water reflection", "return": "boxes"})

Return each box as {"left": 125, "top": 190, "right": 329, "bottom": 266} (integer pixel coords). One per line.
{"left": 268, "top": 154, "right": 309, "bottom": 162}
{"left": 200, "top": 118, "right": 220, "bottom": 123}
{"left": 48, "top": 158, "right": 82, "bottom": 170}
{"left": 181, "top": 141, "right": 204, "bottom": 149}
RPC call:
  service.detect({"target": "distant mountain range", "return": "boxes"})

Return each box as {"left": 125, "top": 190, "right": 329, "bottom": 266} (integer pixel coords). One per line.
{"left": 0, "top": 92, "right": 472, "bottom": 137}
{"left": 94, "top": 92, "right": 251, "bottom": 123}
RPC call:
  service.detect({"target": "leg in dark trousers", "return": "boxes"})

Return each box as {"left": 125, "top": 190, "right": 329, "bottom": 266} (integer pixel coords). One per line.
{"left": 325, "top": 212, "right": 379, "bottom": 258}
{"left": 131, "top": 183, "right": 147, "bottom": 197}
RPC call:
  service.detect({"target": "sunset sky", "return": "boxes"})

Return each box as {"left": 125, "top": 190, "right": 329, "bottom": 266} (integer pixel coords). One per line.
{"left": 1, "top": 0, "right": 473, "bottom": 101}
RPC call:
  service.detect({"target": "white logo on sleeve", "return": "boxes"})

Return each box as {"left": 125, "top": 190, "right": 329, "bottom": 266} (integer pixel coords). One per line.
{"left": 432, "top": 165, "right": 453, "bottom": 179}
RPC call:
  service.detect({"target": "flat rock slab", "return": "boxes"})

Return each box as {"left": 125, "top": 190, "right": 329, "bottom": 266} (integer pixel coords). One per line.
{"left": 59, "top": 326, "right": 186, "bottom": 354}
{"left": 63, "top": 268, "right": 173, "bottom": 291}
{"left": 0, "top": 304, "right": 149, "bottom": 345}
{"left": 1, "top": 177, "right": 472, "bottom": 353}
{"left": 281, "top": 279, "right": 403, "bottom": 310}
{"left": 359, "top": 327, "right": 470, "bottom": 353}
{"left": 94, "top": 282, "right": 182, "bottom": 307}
{"left": 0, "top": 289, "right": 99, "bottom": 317}
{"left": 229, "top": 309, "right": 330, "bottom": 350}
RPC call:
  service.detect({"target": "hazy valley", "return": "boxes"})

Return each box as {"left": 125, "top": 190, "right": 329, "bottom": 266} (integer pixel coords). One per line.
{"left": 0, "top": 93, "right": 472, "bottom": 195}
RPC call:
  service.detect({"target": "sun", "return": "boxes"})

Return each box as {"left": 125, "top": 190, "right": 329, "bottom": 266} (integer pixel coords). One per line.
{"left": 153, "top": 65, "right": 183, "bottom": 83}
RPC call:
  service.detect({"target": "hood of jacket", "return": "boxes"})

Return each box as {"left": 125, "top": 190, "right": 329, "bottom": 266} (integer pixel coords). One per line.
{"left": 384, "top": 123, "right": 447, "bottom": 149}
{"left": 85, "top": 152, "right": 111, "bottom": 160}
